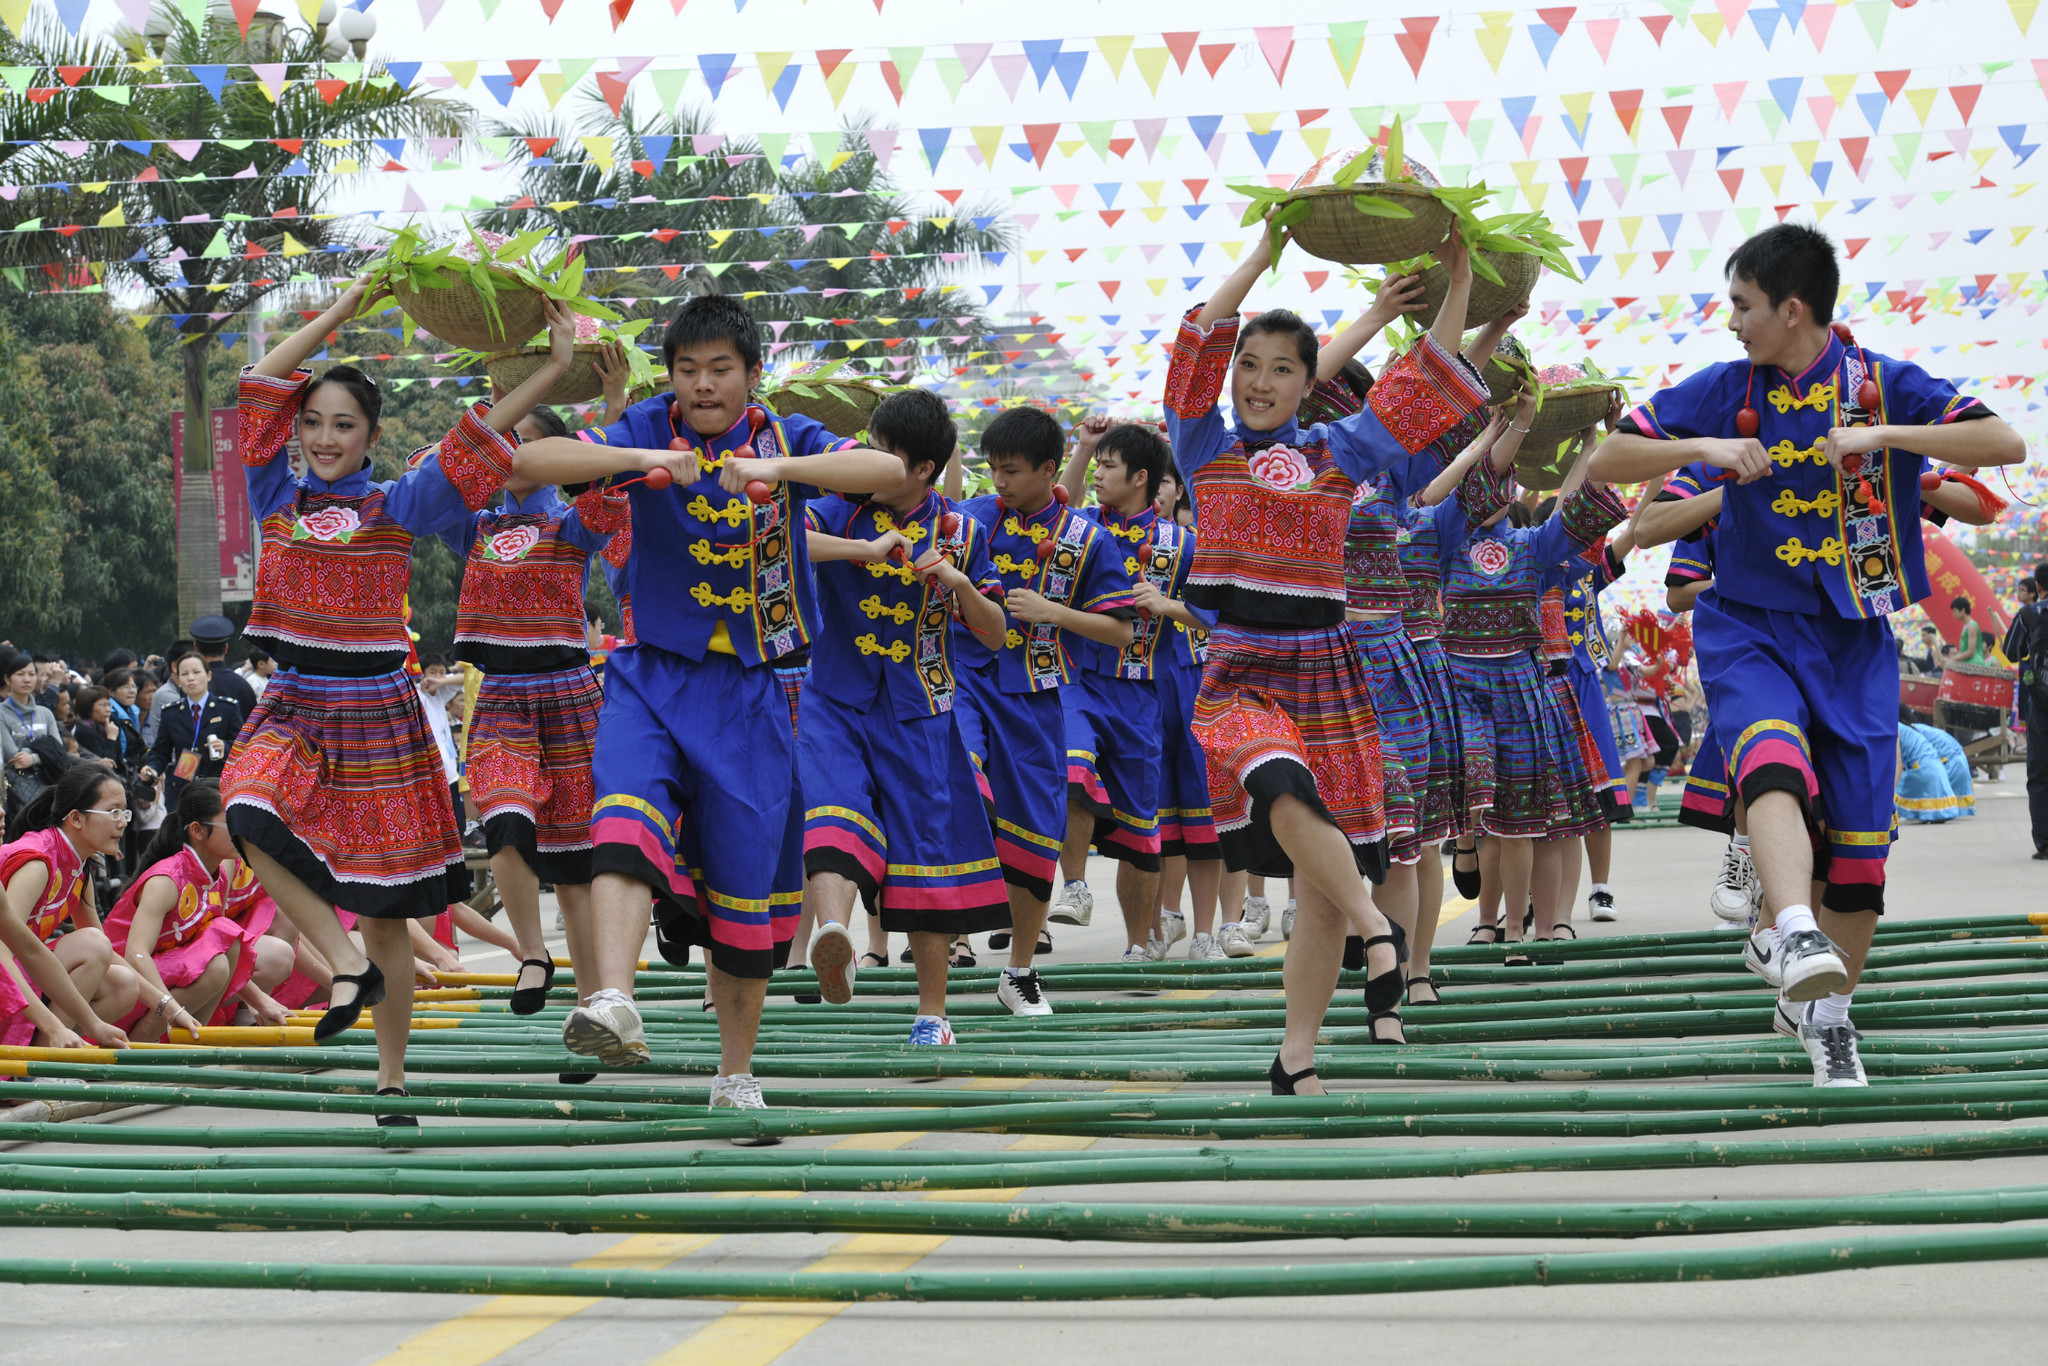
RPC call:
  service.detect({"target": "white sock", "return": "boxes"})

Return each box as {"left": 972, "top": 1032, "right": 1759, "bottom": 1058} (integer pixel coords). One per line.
{"left": 1732, "top": 834, "right": 1751, "bottom": 850}
{"left": 1003, "top": 965, "right": 1026, "bottom": 978}
{"left": 1775, "top": 904, "right": 1819, "bottom": 938}
{"left": 1810, "top": 990, "right": 1852, "bottom": 1027}
{"left": 1589, "top": 883, "right": 1610, "bottom": 895}
{"left": 1063, "top": 878, "right": 1087, "bottom": 891}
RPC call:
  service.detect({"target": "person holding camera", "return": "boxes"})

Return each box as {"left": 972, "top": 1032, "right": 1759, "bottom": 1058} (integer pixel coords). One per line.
{"left": 141, "top": 651, "right": 244, "bottom": 809}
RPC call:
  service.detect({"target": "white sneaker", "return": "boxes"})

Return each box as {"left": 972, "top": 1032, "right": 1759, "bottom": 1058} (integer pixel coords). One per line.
{"left": 561, "top": 988, "right": 650, "bottom": 1067}
{"left": 1711, "top": 841, "right": 1758, "bottom": 923}
{"left": 1189, "top": 931, "right": 1224, "bottom": 960}
{"left": 1049, "top": 879, "right": 1093, "bottom": 926}
{"left": 1143, "top": 930, "right": 1167, "bottom": 961}
{"left": 1158, "top": 909, "right": 1187, "bottom": 952}
{"left": 1218, "top": 922, "right": 1257, "bottom": 958}
{"left": 1121, "top": 944, "right": 1151, "bottom": 965}
{"left": 807, "top": 919, "right": 857, "bottom": 1005}
{"left": 1745, "top": 927, "right": 1785, "bottom": 989}
{"left": 1794, "top": 1002, "right": 1868, "bottom": 1087}
{"left": 709, "top": 1072, "right": 781, "bottom": 1146}
{"left": 1587, "top": 889, "right": 1618, "bottom": 922}
{"left": 908, "top": 1015, "right": 956, "bottom": 1046}
{"left": 1777, "top": 929, "right": 1849, "bottom": 1002}
{"left": 1281, "top": 900, "right": 1298, "bottom": 941}
{"left": 1241, "top": 896, "right": 1270, "bottom": 939}
{"left": 555, "top": 908, "right": 567, "bottom": 932}
{"left": 997, "top": 967, "right": 1053, "bottom": 1016}
{"left": 1771, "top": 995, "right": 1800, "bottom": 1039}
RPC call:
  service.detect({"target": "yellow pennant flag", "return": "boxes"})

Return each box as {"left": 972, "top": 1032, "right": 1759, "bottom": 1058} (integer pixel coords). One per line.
{"left": 971, "top": 125, "right": 1004, "bottom": 165}
{"left": 1095, "top": 35, "right": 1133, "bottom": 77}
{"left": 824, "top": 60, "right": 856, "bottom": 106}
{"left": 1475, "top": 13, "right": 1514, "bottom": 72}
{"left": 98, "top": 204, "right": 126, "bottom": 228}
{"left": 281, "top": 233, "right": 310, "bottom": 257}
{"left": 579, "top": 135, "right": 615, "bottom": 171}
{"left": 0, "top": 0, "right": 30, "bottom": 37}
{"left": 2011, "top": 0, "right": 2039, "bottom": 33}
{"left": 1132, "top": 47, "right": 1168, "bottom": 96}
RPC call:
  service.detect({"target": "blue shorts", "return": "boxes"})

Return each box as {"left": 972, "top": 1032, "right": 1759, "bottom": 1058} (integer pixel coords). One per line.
{"left": 798, "top": 690, "right": 1010, "bottom": 935}
{"left": 1061, "top": 672, "right": 1163, "bottom": 870}
{"left": 1695, "top": 593, "right": 1898, "bottom": 913}
{"left": 953, "top": 664, "right": 1065, "bottom": 902}
{"left": 1679, "top": 720, "right": 1734, "bottom": 834}
{"left": 588, "top": 643, "right": 803, "bottom": 978}
{"left": 1155, "top": 663, "right": 1219, "bottom": 860}
{"left": 1570, "top": 661, "right": 1631, "bottom": 823}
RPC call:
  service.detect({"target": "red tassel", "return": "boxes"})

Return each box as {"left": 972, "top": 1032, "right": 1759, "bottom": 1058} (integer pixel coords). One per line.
{"left": 1919, "top": 469, "right": 2008, "bottom": 522}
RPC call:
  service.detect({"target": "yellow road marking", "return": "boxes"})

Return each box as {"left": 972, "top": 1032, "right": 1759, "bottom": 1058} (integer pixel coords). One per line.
{"left": 828, "top": 1131, "right": 923, "bottom": 1150}
{"left": 1004, "top": 1133, "right": 1097, "bottom": 1151}
{"left": 366, "top": 1234, "right": 717, "bottom": 1366}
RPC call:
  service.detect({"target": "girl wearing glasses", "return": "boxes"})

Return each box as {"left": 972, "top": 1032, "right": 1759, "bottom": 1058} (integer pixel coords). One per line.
{"left": 105, "top": 783, "right": 295, "bottom": 1040}
{"left": 0, "top": 765, "right": 140, "bottom": 1047}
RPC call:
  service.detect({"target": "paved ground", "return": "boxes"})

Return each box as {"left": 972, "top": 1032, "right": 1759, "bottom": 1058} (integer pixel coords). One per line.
{"left": 5, "top": 769, "right": 2044, "bottom": 1362}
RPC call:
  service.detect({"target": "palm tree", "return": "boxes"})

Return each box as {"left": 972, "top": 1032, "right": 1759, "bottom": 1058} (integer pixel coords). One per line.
{"left": 478, "top": 96, "right": 1017, "bottom": 384}
{"left": 7, "top": 5, "right": 468, "bottom": 623}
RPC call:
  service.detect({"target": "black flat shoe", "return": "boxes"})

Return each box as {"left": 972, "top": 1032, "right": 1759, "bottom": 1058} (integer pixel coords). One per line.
{"left": 1466, "top": 924, "right": 1502, "bottom": 945}
{"left": 374, "top": 1085, "right": 418, "bottom": 1128}
{"left": 1269, "top": 1056, "right": 1320, "bottom": 1095}
{"left": 1449, "top": 840, "right": 1482, "bottom": 899}
{"left": 508, "top": 956, "right": 556, "bottom": 1016}
{"left": 313, "top": 962, "right": 386, "bottom": 1042}
{"left": 859, "top": 951, "right": 888, "bottom": 968}
{"left": 987, "top": 929, "right": 1012, "bottom": 950}
{"left": 1341, "top": 934, "right": 1365, "bottom": 971}
{"left": 1361, "top": 933, "right": 1406, "bottom": 1045}
{"left": 1034, "top": 928, "right": 1053, "bottom": 956}
{"left": 1405, "top": 975, "right": 1441, "bottom": 1006}
{"left": 558, "top": 1072, "right": 596, "bottom": 1084}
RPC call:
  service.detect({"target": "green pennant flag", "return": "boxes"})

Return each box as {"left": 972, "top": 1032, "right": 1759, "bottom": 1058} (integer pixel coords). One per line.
{"left": 0, "top": 67, "right": 32, "bottom": 96}
{"left": 1348, "top": 106, "right": 1384, "bottom": 138}
{"left": 757, "top": 131, "right": 791, "bottom": 166}
{"left": 808, "top": 131, "right": 841, "bottom": 163}
{"left": 650, "top": 67, "right": 691, "bottom": 112}
{"left": 1079, "top": 120, "right": 1113, "bottom": 159}
{"left": 558, "top": 57, "right": 596, "bottom": 90}
{"left": 887, "top": 45, "right": 924, "bottom": 87}
{"left": 935, "top": 56, "right": 967, "bottom": 100}
{"left": 1856, "top": 0, "right": 1889, "bottom": 44}
{"left": 92, "top": 85, "right": 131, "bottom": 104}
{"left": 200, "top": 228, "right": 231, "bottom": 259}
{"left": 1327, "top": 21, "right": 1365, "bottom": 83}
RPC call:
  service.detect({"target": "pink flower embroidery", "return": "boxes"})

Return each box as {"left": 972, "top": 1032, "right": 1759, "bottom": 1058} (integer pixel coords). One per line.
{"left": 486, "top": 526, "right": 542, "bottom": 563}
{"left": 294, "top": 506, "right": 361, "bottom": 543}
{"left": 1468, "top": 540, "right": 1512, "bottom": 576}
{"left": 1246, "top": 444, "right": 1315, "bottom": 493}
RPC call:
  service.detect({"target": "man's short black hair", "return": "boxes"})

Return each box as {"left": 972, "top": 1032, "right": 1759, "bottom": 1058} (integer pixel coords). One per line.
{"left": 1724, "top": 223, "right": 1839, "bottom": 328}
{"left": 1096, "top": 423, "right": 1170, "bottom": 502}
{"left": 981, "top": 406, "right": 1064, "bottom": 469}
{"left": 1235, "top": 307, "right": 1318, "bottom": 371}
{"left": 2034, "top": 563, "right": 2048, "bottom": 591}
{"left": 866, "top": 389, "right": 957, "bottom": 483}
{"left": 662, "top": 294, "right": 762, "bottom": 373}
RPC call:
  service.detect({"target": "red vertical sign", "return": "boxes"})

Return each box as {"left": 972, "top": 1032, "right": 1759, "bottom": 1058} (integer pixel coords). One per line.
{"left": 171, "top": 409, "right": 255, "bottom": 602}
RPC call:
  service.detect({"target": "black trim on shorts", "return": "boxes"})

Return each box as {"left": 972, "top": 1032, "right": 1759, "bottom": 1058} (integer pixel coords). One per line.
{"left": 588, "top": 843, "right": 780, "bottom": 979}
{"left": 228, "top": 805, "right": 452, "bottom": 921}
{"left": 1735, "top": 761, "right": 1885, "bottom": 916}
{"left": 484, "top": 813, "right": 594, "bottom": 886}
{"left": 1221, "top": 758, "right": 1389, "bottom": 884}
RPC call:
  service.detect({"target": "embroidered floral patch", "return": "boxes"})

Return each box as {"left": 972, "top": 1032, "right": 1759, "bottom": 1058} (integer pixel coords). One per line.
{"left": 1246, "top": 444, "right": 1315, "bottom": 493}
{"left": 293, "top": 506, "right": 361, "bottom": 544}
{"left": 485, "top": 526, "right": 542, "bottom": 563}
{"left": 1468, "top": 540, "right": 1512, "bottom": 576}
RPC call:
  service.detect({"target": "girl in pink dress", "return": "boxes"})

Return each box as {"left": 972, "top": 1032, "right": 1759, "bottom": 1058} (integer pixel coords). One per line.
{"left": 0, "top": 765, "right": 140, "bottom": 1047}
{"left": 105, "top": 784, "right": 294, "bottom": 1039}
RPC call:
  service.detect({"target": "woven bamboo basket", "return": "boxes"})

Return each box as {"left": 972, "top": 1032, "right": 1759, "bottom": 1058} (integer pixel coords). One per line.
{"left": 762, "top": 374, "right": 894, "bottom": 438}
{"left": 1282, "top": 144, "right": 1454, "bottom": 266}
{"left": 1525, "top": 382, "right": 1627, "bottom": 440}
{"left": 484, "top": 344, "right": 607, "bottom": 405}
{"left": 1413, "top": 249, "right": 1544, "bottom": 327}
{"left": 1481, "top": 335, "right": 1535, "bottom": 404}
{"left": 394, "top": 270, "right": 552, "bottom": 352}
{"left": 1514, "top": 433, "right": 1583, "bottom": 492}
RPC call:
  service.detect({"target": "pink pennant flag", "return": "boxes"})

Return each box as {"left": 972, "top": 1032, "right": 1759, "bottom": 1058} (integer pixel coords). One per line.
{"left": 1804, "top": 2, "right": 1834, "bottom": 49}
{"left": 955, "top": 43, "right": 992, "bottom": 80}
{"left": 691, "top": 133, "right": 725, "bottom": 155}
{"left": 249, "top": 63, "right": 288, "bottom": 100}
{"left": 418, "top": 0, "right": 445, "bottom": 27}
{"left": 1805, "top": 95, "right": 1835, "bottom": 137}
{"left": 865, "top": 128, "right": 898, "bottom": 174}
{"left": 167, "top": 139, "right": 203, "bottom": 160}
{"left": 1714, "top": 0, "right": 1750, "bottom": 33}
{"left": 1585, "top": 17, "right": 1620, "bottom": 61}
{"left": 1519, "top": 115, "right": 1543, "bottom": 154}
{"left": 115, "top": 0, "right": 150, "bottom": 29}
{"left": 402, "top": 183, "right": 428, "bottom": 212}
{"left": 1133, "top": 117, "right": 1166, "bottom": 159}
{"left": 1712, "top": 81, "right": 1746, "bottom": 119}
{"left": 1254, "top": 26, "right": 1293, "bottom": 82}
{"left": 617, "top": 56, "right": 653, "bottom": 82}
{"left": 1445, "top": 99, "right": 1479, "bottom": 134}
{"left": 992, "top": 53, "right": 1029, "bottom": 99}
{"left": 1666, "top": 148, "right": 1695, "bottom": 184}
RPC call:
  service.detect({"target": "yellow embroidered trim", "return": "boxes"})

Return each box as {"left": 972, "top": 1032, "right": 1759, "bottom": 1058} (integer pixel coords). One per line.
{"left": 886, "top": 858, "right": 1004, "bottom": 878}
{"left": 855, "top": 634, "right": 911, "bottom": 662}
{"left": 995, "top": 816, "right": 1063, "bottom": 851}
{"left": 858, "top": 595, "right": 915, "bottom": 624}
{"left": 1766, "top": 379, "right": 1837, "bottom": 414}
{"left": 592, "top": 794, "right": 679, "bottom": 850}
{"left": 691, "top": 583, "right": 754, "bottom": 612}
{"left": 1825, "top": 828, "right": 1892, "bottom": 846}
{"left": 808, "top": 804, "right": 885, "bottom": 844}
{"left": 1775, "top": 536, "right": 1844, "bottom": 567}
{"left": 1732, "top": 718, "right": 1810, "bottom": 763}
{"left": 1771, "top": 488, "right": 1842, "bottom": 518}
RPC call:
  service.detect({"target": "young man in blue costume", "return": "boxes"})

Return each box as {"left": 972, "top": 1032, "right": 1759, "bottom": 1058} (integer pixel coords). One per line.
{"left": 954, "top": 407, "right": 1139, "bottom": 1008}
{"left": 511, "top": 295, "right": 903, "bottom": 1128}
{"left": 797, "top": 389, "right": 1012, "bottom": 1043}
{"left": 1590, "top": 223, "right": 2023, "bottom": 1087}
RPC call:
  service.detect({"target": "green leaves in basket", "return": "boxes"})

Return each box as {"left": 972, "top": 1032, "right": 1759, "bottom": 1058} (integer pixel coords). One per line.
{"left": 360, "top": 216, "right": 622, "bottom": 343}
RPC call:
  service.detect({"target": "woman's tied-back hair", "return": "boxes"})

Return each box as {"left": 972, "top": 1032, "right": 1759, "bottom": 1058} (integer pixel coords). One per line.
{"left": 306, "top": 365, "right": 383, "bottom": 430}
{"left": 138, "top": 781, "right": 226, "bottom": 873}
{"left": 5, "top": 763, "right": 123, "bottom": 843}
{"left": 520, "top": 405, "right": 571, "bottom": 441}
{"left": 1235, "top": 308, "right": 1319, "bottom": 371}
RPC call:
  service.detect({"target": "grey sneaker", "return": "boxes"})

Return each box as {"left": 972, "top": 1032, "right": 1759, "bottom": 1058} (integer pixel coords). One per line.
{"left": 1795, "top": 1003, "right": 1868, "bottom": 1087}
{"left": 1710, "top": 841, "right": 1758, "bottom": 923}
{"left": 561, "top": 989, "right": 650, "bottom": 1067}
{"left": 1218, "top": 921, "right": 1257, "bottom": 958}
{"left": 1189, "top": 931, "right": 1224, "bottom": 960}
{"left": 996, "top": 968, "right": 1052, "bottom": 1016}
{"left": 1120, "top": 944, "right": 1151, "bottom": 965}
{"left": 1281, "top": 900, "right": 1298, "bottom": 941}
{"left": 1159, "top": 909, "right": 1188, "bottom": 951}
{"left": 1777, "top": 929, "right": 1849, "bottom": 1002}
{"left": 709, "top": 1072, "right": 781, "bottom": 1146}
{"left": 1744, "top": 928, "right": 1785, "bottom": 989}
{"left": 1049, "top": 880, "right": 1093, "bottom": 926}
{"left": 1241, "top": 896, "right": 1270, "bottom": 939}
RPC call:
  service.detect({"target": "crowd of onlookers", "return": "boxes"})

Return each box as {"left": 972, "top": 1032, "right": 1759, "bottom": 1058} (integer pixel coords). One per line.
{"left": 0, "top": 623, "right": 279, "bottom": 898}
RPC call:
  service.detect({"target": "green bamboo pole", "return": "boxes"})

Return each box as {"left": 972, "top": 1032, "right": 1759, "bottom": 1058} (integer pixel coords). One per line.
{"left": 4, "top": 1225, "right": 2047, "bottom": 1300}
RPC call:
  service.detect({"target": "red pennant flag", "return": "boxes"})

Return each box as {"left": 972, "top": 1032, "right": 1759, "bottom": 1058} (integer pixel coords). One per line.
{"left": 1101, "top": 282, "right": 1121, "bottom": 302}
{"left": 1845, "top": 238, "right": 1870, "bottom": 258}
{"left": 631, "top": 159, "right": 656, "bottom": 179}
{"left": 881, "top": 59, "right": 906, "bottom": 103}
{"left": 273, "top": 139, "right": 303, "bottom": 153}
{"left": 1580, "top": 219, "right": 1603, "bottom": 250}
{"left": 243, "top": 242, "right": 268, "bottom": 258}
{"left": 608, "top": 0, "right": 632, "bottom": 28}
{"left": 1949, "top": 85, "right": 1982, "bottom": 123}
{"left": 1642, "top": 13, "right": 1673, "bottom": 42}
{"left": 315, "top": 79, "right": 347, "bottom": 103}
{"left": 1183, "top": 179, "right": 1208, "bottom": 200}
{"left": 1661, "top": 104, "right": 1693, "bottom": 143}
{"left": 1609, "top": 89, "right": 1643, "bottom": 137}
{"left": 1022, "top": 123, "right": 1059, "bottom": 167}
{"left": 1718, "top": 168, "right": 1744, "bottom": 199}
{"left": 1536, "top": 7, "right": 1575, "bottom": 35}
{"left": 816, "top": 49, "right": 852, "bottom": 78}
{"left": 1559, "top": 156, "right": 1590, "bottom": 193}
{"left": 661, "top": 265, "right": 682, "bottom": 279}
{"left": 1875, "top": 69, "right": 1910, "bottom": 102}
{"left": 1198, "top": 43, "right": 1235, "bottom": 76}
{"left": 596, "top": 72, "right": 630, "bottom": 117}
{"left": 1303, "top": 271, "right": 1328, "bottom": 291}
{"left": 1163, "top": 32, "right": 1199, "bottom": 72}
{"left": 936, "top": 189, "right": 963, "bottom": 204}
{"left": 56, "top": 65, "right": 89, "bottom": 86}
{"left": 652, "top": 228, "right": 680, "bottom": 242}
{"left": 1396, "top": 17, "right": 1437, "bottom": 77}
{"left": 539, "top": 0, "right": 564, "bottom": 19}
{"left": 1839, "top": 136, "right": 1868, "bottom": 177}
{"left": 1652, "top": 250, "right": 1673, "bottom": 271}
{"left": 508, "top": 60, "right": 540, "bottom": 86}
{"left": 523, "top": 137, "right": 558, "bottom": 158}
{"left": 135, "top": 165, "right": 159, "bottom": 182}
{"left": 1109, "top": 137, "right": 1134, "bottom": 157}
{"left": 1100, "top": 210, "right": 1125, "bottom": 226}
